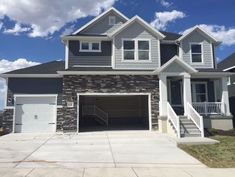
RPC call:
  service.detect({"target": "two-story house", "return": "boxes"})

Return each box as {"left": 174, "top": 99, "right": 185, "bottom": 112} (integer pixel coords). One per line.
{"left": 0, "top": 8, "right": 233, "bottom": 138}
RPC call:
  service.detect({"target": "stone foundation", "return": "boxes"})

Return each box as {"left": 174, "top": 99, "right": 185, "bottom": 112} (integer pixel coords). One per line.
{"left": 2, "top": 109, "right": 13, "bottom": 133}
{"left": 61, "top": 75, "right": 159, "bottom": 131}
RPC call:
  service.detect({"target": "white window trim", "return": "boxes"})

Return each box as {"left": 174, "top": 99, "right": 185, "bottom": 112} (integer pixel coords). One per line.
{"left": 80, "top": 41, "right": 101, "bottom": 52}
{"left": 191, "top": 81, "right": 208, "bottom": 103}
{"left": 121, "top": 38, "right": 151, "bottom": 62}
{"left": 109, "top": 16, "right": 116, "bottom": 26}
{"left": 190, "top": 42, "right": 204, "bottom": 65}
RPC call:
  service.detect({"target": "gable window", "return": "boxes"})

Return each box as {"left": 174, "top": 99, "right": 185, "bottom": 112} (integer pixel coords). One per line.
{"left": 192, "top": 82, "right": 208, "bottom": 102}
{"left": 123, "top": 39, "right": 150, "bottom": 61}
{"left": 191, "top": 43, "right": 203, "bottom": 63}
{"left": 80, "top": 41, "right": 101, "bottom": 52}
{"left": 109, "top": 16, "right": 116, "bottom": 26}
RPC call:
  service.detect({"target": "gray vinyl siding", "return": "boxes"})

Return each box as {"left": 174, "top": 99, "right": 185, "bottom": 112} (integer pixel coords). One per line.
{"left": 181, "top": 31, "right": 214, "bottom": 69}
{"left": 80, "top": 12, "right": 126, "bottom": 35}
{"left": 114, "top": 22, "right": 160, "bottom": 70}
{"left": 68, "top": 41, "right": 112, "bottom": 67}
{"left": 7, "top": 78, "right": 63, "bottom": 106}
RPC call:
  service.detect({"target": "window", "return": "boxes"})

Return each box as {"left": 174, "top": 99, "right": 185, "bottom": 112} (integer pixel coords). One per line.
{"left": 191, "top": 43, "right": 202, "bottom": 63}
{"left": 109, "top": 16, "right": 116, "bottom": 25}
{"left": 123, "top": 39, "right": 150, "bottom": 61}
{"left": 80, "top": 41, "right": 101, "bottom": 52}
{"left": 192, "top": 82, "right": 208, "bottom": 102}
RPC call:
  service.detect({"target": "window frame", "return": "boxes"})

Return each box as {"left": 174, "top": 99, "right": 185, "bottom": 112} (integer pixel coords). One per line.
{"left": 109, "top": 16, "right": 116, "bottom": 26}
{"left": 122, "top": 38, "right": 151, "bottom": 62}
{"left": 190, "top": 43, "right": 204, "bottom": 64}
{"left": 191, "top": 82, "right": 208, "bottom": 103}
{"left": 80, "top": 41, "right": 101, "bottom": 52}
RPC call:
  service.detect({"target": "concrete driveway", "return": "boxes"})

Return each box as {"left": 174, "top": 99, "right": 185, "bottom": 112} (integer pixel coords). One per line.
{"left": 0, "top": 131, "right": 204, "bottom": 168}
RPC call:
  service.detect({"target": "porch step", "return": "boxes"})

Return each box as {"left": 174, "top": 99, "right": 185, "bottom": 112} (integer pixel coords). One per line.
{"left": 180, "top": 117, "right": 201, "bottom": 137}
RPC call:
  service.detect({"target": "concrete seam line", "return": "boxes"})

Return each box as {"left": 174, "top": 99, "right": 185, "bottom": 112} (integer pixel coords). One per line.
{"left": 106, "top": 132, "right": 116, "bottom": 167}
{"left": 25, "top": 168, "right": 35, "bottom": 177}
{"left": 182, "top": 169, "right": 194, "bottom": 177}
{"left": 82, "top": 168, "right": 85, "bottom": 177}
{"left": 14, "top": 134, "right": 55, "bottom": 168}
{"left": 132, "top": 168, "right": 140, "bottom": 177}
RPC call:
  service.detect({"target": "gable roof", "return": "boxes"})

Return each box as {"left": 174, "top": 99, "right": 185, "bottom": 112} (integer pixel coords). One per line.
{"left": 218, "top": 52, "right": 235, "bottom": 71}
{"left": 177, "top": 26, "right": 220, "bottom": 45}
{"left": 156, "top": 56, "right": 198, "bottom": 74}
{"left": 72, "top": 7, "right": 129, "bottom": 35}
{"left": 108, "top": 16, "right": 165, "bottom": 39}
{"left": 1, "top": 61, "right": 64, "bottom": 76}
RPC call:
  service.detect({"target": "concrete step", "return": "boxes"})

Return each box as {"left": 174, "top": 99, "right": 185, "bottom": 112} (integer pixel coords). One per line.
{"left": 181, "top": 133, "right": 201, "bottom": 137}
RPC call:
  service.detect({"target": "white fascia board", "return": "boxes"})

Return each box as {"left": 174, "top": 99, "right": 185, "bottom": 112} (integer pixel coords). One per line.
{"left": 57, "top": 70, "right": 157, "bottom": 75}
{"left": 72, "top": 7, "right": 129, "bottom": 35}
{"left": 223, "top": 65, "right": 235, "bottom": 71}
{"left": 177, "top": 26, "right": 220, "bottom": 44}
{"left": 156, "top": 56, "right": 198, "bottom": 73}
{"left": 0, "top": 74, "right": 62, "bottom": 78}
{"left": 108, "top": 16, "right": 165, "bottom": 39}
{"left": 192, "top": 72, "right": 234, "bottom": 78}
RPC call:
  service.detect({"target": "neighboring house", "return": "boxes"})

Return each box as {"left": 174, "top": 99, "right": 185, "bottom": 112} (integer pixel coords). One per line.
{"left": 0, "top": 8, "right": 233, "bottom": 138}
{"left": 218, "top": 53, "right": 235, "bottom": 126}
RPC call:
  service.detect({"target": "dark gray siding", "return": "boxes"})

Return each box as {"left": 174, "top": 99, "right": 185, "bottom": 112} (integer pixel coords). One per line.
{"left": 7, "top": 78, "right": 63, "bottom": 106}
{"left": 160, "top": 44, "right": 178, "bottom": 65}
{"left": 68, "top": 41, "right": 112, "bottom": 67}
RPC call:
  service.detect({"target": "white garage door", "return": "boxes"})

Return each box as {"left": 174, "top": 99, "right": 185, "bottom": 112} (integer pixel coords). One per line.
{"left": 15, "top": 96, "right": 56, "bottom": 133}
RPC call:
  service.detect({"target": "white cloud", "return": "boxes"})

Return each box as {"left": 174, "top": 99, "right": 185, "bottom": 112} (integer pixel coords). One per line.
{"left": 0, "top": 0, "right": 116, "bottom": 37}
{"left": 60, "top": 25, "right": 75, "bottom": 37}
{"left": 3, "top": 23, "right": 30, "bottom": 35}
{"left": 151, "top": 10, "right": 186, "bottom": 30}
{"left": 182, "top": 24, "right": 235, "bottom": 46}
{"left": 158, "top": 0, "right": 173, "bottom": 8}
{"left": 0, "top": 59, "right": 40, "bottom": 110}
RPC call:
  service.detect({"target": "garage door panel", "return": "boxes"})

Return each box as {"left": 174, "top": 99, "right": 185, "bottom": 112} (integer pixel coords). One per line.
{"left": 15, "top": 96, "right": 56, "bottom": 133}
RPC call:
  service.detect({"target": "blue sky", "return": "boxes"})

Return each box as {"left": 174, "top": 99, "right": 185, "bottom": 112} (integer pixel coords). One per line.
{"left": 0, "top": 0, "right": 235, "bottom": 109}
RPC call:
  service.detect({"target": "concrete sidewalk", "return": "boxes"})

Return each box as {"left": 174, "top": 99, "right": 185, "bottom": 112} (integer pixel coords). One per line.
{"left": 0, "top": 167, "right": 235, "bottom": 177}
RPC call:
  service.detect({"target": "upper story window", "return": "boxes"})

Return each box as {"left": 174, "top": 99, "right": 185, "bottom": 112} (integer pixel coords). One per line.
{"left": 123, "top": 39, "right": 150, "bottom": 61}
{"left": 190, "top": 43, "right": 203, "bottom": 63}
{"left": 109, "top": 16, "right": 116, "bottom": 26}
{"left": 80, "top": 41, "right": 101, "bottom": 52}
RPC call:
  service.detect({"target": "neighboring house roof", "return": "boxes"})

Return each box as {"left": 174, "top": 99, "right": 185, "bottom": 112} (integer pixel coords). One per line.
{"left": 72, "top": 7, "right": 129, "bottom": 35}
{"left": 218, "top": 52, "right": 235, "bottom": 71}
{"left": 108, "top": 15, "right": 165, "bottom": 39}
{"left": 177, "top": 26, "right": 220, "bottom": 45}
{"left": 2, "top": 61, "right": 64, "bottom": 75}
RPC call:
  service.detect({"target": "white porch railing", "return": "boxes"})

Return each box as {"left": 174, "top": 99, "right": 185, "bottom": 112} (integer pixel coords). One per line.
{"left": 82, "top": 105, "right": 109, "bottom": 126}
{"left": 192, "top": 102, "right": 224, "bottom": 115}
{"left": 167, "top": 102, "right": 180, "bottom": 138}
{"left": 187, "top": 103, "right": 204, "bottom": 137}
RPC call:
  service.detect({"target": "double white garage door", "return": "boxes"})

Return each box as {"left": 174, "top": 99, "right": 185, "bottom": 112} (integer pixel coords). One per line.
{"left": 14, "top": 96, "right": 57, "bottom": 133}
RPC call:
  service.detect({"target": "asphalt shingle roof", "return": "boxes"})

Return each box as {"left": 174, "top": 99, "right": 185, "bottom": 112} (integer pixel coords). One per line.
{"left": 3, "top": 61, "right": 65, "bottom": 74}
{"left": 218, "top": 52, "right": 235, "bottom": 70}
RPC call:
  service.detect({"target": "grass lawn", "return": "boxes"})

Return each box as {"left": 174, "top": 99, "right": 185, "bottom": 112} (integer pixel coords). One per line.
{"left": 178, "top": 129, "right": 235, "bottom": 168}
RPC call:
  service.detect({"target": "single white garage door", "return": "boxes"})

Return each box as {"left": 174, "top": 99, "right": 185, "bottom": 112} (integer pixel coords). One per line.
{"left": 15, "top": 96, "right": 56, "bottom": 133}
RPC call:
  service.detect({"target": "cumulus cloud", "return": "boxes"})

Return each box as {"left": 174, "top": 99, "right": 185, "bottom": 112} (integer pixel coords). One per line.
{"left": 60, "top": 25, "right": 75, "bottom": 37}
{"left": 0, "top": 59, "right": 40, "bottom": 110}
{"left": 3, "top": 23, "right": 30, "bottom": 35}
{"left": 181, "top": 24, "right": 235, "bottom": 46}
{"left": 0, "top": 0, "right": 116, "bottom": 37}
{"left": 158, "top": 0, "right": 173, "bottom": 8}
{"left": 151, "top": 10, "right": 186, "bottom": 30}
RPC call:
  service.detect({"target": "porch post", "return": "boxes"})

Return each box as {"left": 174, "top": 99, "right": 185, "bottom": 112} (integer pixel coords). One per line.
{"left": 183, "top": 74, "right": 192, "bottom": 116}
{"left": 159, "top": 74, "right": 168, "bottom": 133}
{"left": 221, "top": 77, "right": 231, "bottom": 116}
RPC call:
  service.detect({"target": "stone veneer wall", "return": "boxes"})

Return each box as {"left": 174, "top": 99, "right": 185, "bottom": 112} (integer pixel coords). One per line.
{"left": 61, "top": 75, "right": 159, "bottom": 132}
{"left": 2, "top": 109, "right": 13, "bottom": 133}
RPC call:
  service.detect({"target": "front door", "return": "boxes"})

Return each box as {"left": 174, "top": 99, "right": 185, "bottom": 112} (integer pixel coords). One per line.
{"left": 168, "top": 80, "right": 184, "bottom": 115}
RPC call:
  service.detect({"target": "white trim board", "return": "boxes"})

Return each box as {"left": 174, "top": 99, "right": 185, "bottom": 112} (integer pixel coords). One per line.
{"left": 76, "top": 92, "right": 152, "bottom": 132}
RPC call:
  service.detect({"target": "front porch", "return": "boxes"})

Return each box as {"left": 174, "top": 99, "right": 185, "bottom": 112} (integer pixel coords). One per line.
{"left": 157, "top": 57, "right": 233, "bottom": 138}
